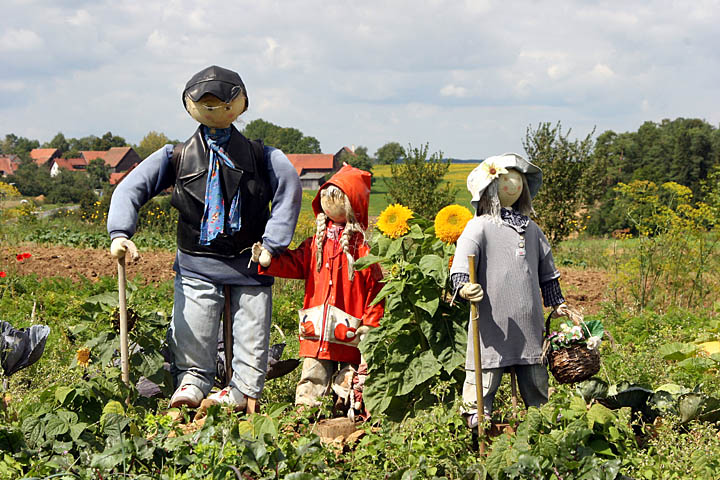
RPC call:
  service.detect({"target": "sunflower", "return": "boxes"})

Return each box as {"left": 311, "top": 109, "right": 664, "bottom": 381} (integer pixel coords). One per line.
{"left": 377, "top": 204, "right": 413, "bottom": 239}
{"left": 76, "top": 347, "right": 91, "bottom": 367}
{"left": 434, "top": 205, "right": 473, "bottom": 243}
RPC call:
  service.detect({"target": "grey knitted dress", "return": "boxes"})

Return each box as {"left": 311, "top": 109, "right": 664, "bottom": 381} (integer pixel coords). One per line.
{"left": 451, "top": 215, "right": 560, "bottom": 370}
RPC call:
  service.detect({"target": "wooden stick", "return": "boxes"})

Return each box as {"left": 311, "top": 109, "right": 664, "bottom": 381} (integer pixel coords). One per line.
{"left": 468, "top": 254, "right": 485, "bottom": 453}
{"left": 117, "top": 256, "right": 130, "bottom": 386}
{"left": 223, "top": 286, "right": 233, "bottom": 387}
{"left": 510, "top": 367, "right": 518, "bottom": 419}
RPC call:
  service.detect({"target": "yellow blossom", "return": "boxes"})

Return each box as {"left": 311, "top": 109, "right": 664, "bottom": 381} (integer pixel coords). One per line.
{"left": 480, "top": 161, "right": 508, "bottom": 181}
{"left": 434, "top": 205, "right": 473, "bottom": 243}
{"left": 377, "top": 204, "right": 414, "bottom": 239}
{"left": 76, "top": 347, "right": 91, "bottom": 367}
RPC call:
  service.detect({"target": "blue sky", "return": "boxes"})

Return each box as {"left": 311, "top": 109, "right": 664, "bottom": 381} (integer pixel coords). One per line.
{"left": 2, "top": 0, "right": 719, "bottom": 159}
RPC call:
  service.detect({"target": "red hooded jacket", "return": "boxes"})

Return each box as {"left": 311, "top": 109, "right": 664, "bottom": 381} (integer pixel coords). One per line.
{"left": 259, "top": 165, "right": 384, "bottom": 364}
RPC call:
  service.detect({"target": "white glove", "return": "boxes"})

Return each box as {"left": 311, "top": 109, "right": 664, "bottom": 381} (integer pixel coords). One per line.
{"left": 250, "top": 242, "right": 272, "bottom": 267}
{"left": 552, "top": 303, "right": 570, "bottom": 318}
{"left": 459, "top": 283, "right": 484, "bottom": 302}
{"left": 355, "top": 326, "right": 371, "bottom": 342}
{"left": 110, "top": 237, "right": 139, "bottom": 261}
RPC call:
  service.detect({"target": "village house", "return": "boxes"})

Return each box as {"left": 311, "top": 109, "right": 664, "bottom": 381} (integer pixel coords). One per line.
{"left": 80, "top": 146, "right": 141, "bottom": 174}
{"left": 286, "top": 146, "right": 356, "bottom": 190}
{"left": 30, "top": 148, "right": 61, "bottom": 167}
{"left": 0, "top": 154, "right": 20, "bottom": 177}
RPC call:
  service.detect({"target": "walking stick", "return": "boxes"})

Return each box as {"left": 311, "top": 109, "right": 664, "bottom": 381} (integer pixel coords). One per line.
{"left": 510, "top": 367, "right": 519, "bottom": 419}
{"left": 467, "top": 255, "right": 486, "bottom": 453}
{"left": 117, "top": 255, "right": 130, "bottom": 387}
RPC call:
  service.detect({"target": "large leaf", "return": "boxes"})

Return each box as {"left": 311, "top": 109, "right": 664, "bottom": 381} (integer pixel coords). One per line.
{"left": 577, "top": 378, "right": 609, "bottom": 403}
{"left": 395, "top": 350, "right": 442, "bottom": 396}
{"left": 409, "top": 283, "right": 440, "bottom": 316}
{"left": 417, "top": 311, "right": 466, "bottom": 374}
{"left": 353, "top": 255, "right": 383, "bottom": 271}
{"left": 658, "top": 342, "right": 697, "bottom": 361}
{"left": 587, "top": 403, "right": 616, "bottom": 430}
{"left": 418, "top": 254, "right": 446, "bottom": 287}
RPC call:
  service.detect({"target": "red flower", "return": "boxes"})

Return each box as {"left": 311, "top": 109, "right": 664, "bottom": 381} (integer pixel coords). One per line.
{"left": 0, "top": 271, "right": 6, "bottom": 278}
{"left": 22, "top": 253, "right": 32, "bottom": 259}
{"left": 15, "top": 252, "right": 31, "bottom": 262}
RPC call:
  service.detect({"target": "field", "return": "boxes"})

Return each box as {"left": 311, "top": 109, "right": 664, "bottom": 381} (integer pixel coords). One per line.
{"left": 0, "top": 201, "right": 719, "bottom": 479}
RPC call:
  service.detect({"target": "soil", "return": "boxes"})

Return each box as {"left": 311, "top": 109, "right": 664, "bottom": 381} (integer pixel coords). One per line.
{"left": 1, "top": 245, "right": 610, "bottom": 314}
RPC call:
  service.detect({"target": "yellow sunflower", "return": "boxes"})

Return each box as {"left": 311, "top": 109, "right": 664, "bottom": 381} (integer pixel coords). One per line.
{"left": 434, "top": 205, "right": 473, "bottom": 243}
{"left": 377, "top": 204, "right": 414, "bottom": 239}
{"left": 76, "top": 347, "right": 91, "bottom": 367}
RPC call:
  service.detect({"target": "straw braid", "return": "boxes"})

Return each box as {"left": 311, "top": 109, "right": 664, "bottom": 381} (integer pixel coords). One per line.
{"left": 315, "top": 212, "right": 327, "bottom": 272}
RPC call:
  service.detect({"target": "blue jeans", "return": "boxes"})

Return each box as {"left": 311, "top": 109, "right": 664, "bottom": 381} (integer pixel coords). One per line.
{"left": 167, "top": 275, "right": 272, "bottom": 399}
{"left": 462, "top": 364, "right": 548, "bottom": 416}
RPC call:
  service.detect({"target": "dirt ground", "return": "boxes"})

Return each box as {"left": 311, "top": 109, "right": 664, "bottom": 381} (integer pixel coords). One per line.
{"left": 2, "top": 245, "right": 610, "bottom": 314}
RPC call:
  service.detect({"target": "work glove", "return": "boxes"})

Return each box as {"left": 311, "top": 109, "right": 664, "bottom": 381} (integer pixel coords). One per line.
{"left": 110, "top": 237, "right": 139, "bottom": 261}
{"left": 250, "top": 242, "right": 272, "bottom": 267}
{"left": 459, "top": 282, "right": 484, "bottom": 302}
{"left": 551, "top": 303, "right": 570, "bottom": 318}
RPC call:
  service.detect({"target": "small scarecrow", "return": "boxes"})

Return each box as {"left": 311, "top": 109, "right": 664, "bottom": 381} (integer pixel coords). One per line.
{"left": 450, "top": 153, "right": 571, "bottom": 427}
{"left": 254, "top": 164, "right": 384, "bottom": 417}
{"left": 107, "top": 65, "right": 302, "bottom": 410}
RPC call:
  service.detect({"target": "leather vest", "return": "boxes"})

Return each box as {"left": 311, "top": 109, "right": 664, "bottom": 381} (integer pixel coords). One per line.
{"left": 170, "top": 126, "right": 271, "bottom": 258}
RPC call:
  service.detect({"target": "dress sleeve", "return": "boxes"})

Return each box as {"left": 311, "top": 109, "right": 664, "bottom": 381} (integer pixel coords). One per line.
{"left": 258, "top": 236, "right": 313, "bottom": 279}
{"left": 536, "top": 224, "right": 561, "bottom": 284}
{"left": 540, "top": 278, "right": 565, "bottom": 307}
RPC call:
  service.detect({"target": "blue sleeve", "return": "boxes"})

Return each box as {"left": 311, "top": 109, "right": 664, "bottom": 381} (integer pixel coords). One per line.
{"left": 261, "top": 146, "right": 302, "bottom": 254}
{"left": 107, "top": 144, "right": 175, "bottom": 239}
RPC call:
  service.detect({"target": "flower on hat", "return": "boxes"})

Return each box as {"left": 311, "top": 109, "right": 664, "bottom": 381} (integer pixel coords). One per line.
{"left": 434, "top": 205, "right": 473, "bottom": 244}
{"left": 480, "top": 161, "right": 508, "bottom": 181}
{"left": 377, "top": 204, "right": 413, "bottom": 239}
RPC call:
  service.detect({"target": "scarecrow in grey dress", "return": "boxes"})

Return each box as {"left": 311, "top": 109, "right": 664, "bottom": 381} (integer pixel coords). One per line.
{"left": 450, "top": 153, "right": 571, "bottom": 426}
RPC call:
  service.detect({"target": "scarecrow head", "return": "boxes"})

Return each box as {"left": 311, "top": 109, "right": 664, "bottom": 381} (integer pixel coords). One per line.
{"left": 467, "top": 153, "right": 542, "bottom": 219}
{"left": 182, "top": 65, "right": 248, "bottom": 129}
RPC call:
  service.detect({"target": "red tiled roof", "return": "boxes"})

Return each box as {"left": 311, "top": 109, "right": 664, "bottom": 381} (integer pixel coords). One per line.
{"left": 80, "top": 150, "right": 108, "bottom": 162}
{"left": 286, "top": 154, "right": 335, "bottom": 176}
{"left": 109, "top": 172, "right": 126, "bottom": 185}
{"left": 0, "top": 155, "right": 19, "bottom": 175}
{"left": 104, "top": 146, "right": 132, "bottom": 168}
{"left": 30, "top": 148, "right": 59, "bottom": 165}
{"left": 54, "top": 157, "right": 87, "bottom": 171}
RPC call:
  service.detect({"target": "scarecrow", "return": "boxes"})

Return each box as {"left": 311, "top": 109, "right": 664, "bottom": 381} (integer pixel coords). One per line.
{"left": 450, "top": 153, "right": 571, "bottom": 427}
{"left": 107, "top": 65, "right": 302, "bottom": 410}
{"left": 253, "top": 164, "right": 384, "bottom": 417}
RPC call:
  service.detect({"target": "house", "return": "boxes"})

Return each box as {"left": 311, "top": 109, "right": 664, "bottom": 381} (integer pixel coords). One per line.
{"left": 0, "top": 154, "right": 20, "bottom": 177}
{"left": 50, "top": 157, "right": 87, "bottom": 177}
{"left": 286, "top": 147, "right": 356, "bottom": 190}
{"left": 81, "top": 146, "right": 140, "bottom": 173}
{"left": 30, "top": 148, "right": 60, "bottom": 167}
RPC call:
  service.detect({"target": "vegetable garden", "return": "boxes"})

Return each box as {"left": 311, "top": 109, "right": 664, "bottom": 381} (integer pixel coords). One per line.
{"left": 0, "top": 179, "right": 719, "bottom": 480}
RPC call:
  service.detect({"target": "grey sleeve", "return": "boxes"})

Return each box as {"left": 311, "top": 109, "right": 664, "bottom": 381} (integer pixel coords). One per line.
{"left": 450, "top": 219, "right": 482, "bottom": 278}
{"left": 106, "top": 145, "right": 175, "bottom": 240}
{"left": 261, "top": 146, "right": 302, "bottom": 254}
{"left": 536, "top": 224, "right": 561, "bottom": 284}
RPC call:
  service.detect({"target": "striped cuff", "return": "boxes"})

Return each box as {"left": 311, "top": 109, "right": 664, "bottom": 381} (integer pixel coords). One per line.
{"left": 540, "top": 278, "right": 565, "bottom": 307}
{"left": 450, "top": 272, "right": 470, "bottom": 304}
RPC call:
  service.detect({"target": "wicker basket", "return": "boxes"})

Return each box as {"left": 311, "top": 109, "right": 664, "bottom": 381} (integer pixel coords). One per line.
{"left": 544, "top": 309, "right": 601, "bottom": 384}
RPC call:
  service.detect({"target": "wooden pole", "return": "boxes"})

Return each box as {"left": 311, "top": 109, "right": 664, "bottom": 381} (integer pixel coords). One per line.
{"left": 510, "top": 367, "right": 518, "bottom": 419}
{"left": 468, "top": 255, "right": 485, "bottom": 453}
{"left": 223, "top": 286, "right": 233, "bottom": 386}
{"left": 117, "top": 256, "right": 130, "bottom": 386}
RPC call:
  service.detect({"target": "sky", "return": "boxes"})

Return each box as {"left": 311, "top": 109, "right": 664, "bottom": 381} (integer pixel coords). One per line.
{"left": 2, "top": 0, "right": 719, "bottom": 159}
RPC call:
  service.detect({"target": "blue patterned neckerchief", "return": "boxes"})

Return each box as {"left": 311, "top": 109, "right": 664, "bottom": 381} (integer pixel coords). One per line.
{"left": 199, "top": 126, "right": 241, "bottom": 245}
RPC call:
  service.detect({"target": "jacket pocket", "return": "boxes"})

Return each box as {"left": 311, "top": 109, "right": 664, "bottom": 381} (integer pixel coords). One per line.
{"left": 298, "top": 305, "right": 323, "bottom": 340}
{"left": 326, "top": 305, "right": 361, "bottom": 345}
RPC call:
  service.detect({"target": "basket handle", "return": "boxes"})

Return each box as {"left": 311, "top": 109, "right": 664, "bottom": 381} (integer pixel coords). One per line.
{"left": 544, "top": 306, "right": 584, "bottom": 339}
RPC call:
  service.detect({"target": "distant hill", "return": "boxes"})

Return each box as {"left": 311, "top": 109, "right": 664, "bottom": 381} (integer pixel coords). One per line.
{"left": 447, "top": 158, "right": 484, "bottom": 164}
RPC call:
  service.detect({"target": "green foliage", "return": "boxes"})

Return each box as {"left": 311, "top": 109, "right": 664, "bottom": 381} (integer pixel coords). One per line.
{"left": 385, "top": 143, "right": 457, "bottom": 219}
{"left": 339, "top": 145, "right": 373, "bottom": 173}
{"left": 355, "top": 215, "right": 468, "bottom": 419}
{"left": 7, "top": 161, "right": 51, "bottom": 196}
{"left": 0, "top": 133, "right": 39, "bottom": 157}
{"left": 242, "top": 118, "right": 322, "bottom": 154}
{"left": 375, "top": 141, "right": 406, "bottom": 165}
{"left": 523, "top": 121, "right": 595, "bottom": 243}
{"left": 135, "top": 131, "right": 174, "bottom": 159}
{"left": 86, "top": 158, "right": 110, "bottom": 189}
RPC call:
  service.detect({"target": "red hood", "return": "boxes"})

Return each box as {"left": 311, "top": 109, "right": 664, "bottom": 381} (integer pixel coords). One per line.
{"left": 312, "top": 164, "right": 371, "bottom": 229}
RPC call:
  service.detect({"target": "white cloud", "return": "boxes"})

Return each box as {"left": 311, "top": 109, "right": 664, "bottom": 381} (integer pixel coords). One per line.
{"left": 0, "top": 28, "right": 43, "bottom": 52}
{"left": 591, "top": 64, "right": 615, "bottom": 79}
{"left": 66, "top": 9, "right": 91, "bottom": 26}
{"left": 440, "top": 84, "right": 468, "bottom": 98}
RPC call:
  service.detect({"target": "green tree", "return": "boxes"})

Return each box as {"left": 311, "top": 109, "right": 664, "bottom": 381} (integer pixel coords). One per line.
{"left": 523, "top": 121, "right": 594, "bottom": 243}
{"left": 86, "top": 158, "right": 110, "bottom": 189}
{"left": 1, "top": 134, "right": 39, "bottom": 160}
{"left": 43, "top": 132, "right": 69, "bottom": 154}
{"left": 242, "top": 119, "right": 321, "bottom": 154}
{"left": 339, "top": 146, "right": 374, "bottom": 173}
{"left": 385, "top": 143, "right": 457, "bottom": 219}
{"left": 375, "top": 142, "right": 405, "bottom": 165}
{"left": 6, "top": 161, "right": 50, "bottom": 196}
{"left": 47, "top": 170, "right": 94, "bottom": 204}
{"left": 135, "top": 131, "right": 172, "bottom": 159}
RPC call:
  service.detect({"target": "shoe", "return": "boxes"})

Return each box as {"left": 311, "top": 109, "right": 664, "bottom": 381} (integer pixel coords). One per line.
{"left": 169, "top": 384, "right": 204, "bottom": 408}
{"left": 207, "top": 386, "right": 248, "bottom": 410}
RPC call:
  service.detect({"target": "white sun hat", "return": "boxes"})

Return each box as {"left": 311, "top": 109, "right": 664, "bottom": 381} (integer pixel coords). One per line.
{"left": 467, "top": 153, "right": 543, "bottom": 209}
